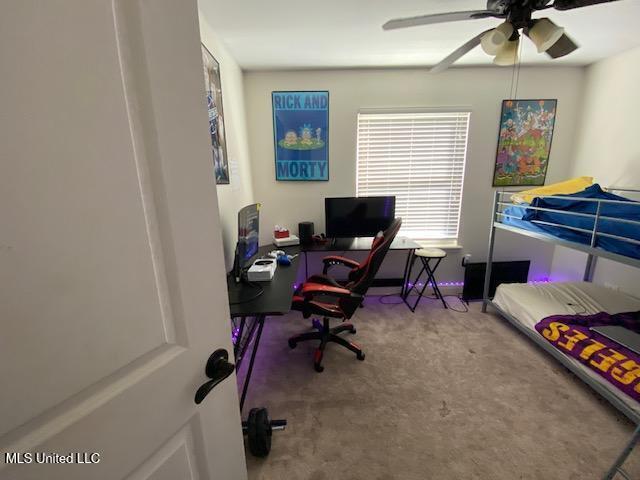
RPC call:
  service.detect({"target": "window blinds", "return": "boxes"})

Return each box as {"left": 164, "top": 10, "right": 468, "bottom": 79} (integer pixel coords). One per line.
{"left": 356, "top": 111, "right": 471, "bottom": 241}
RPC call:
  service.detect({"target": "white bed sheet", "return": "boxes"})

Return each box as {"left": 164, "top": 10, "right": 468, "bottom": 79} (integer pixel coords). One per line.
{"left": 494, "top": 282, "right": 640, "bottom": 330}
{"left": 492, "top": 281, "right": 640, "bottom": 416}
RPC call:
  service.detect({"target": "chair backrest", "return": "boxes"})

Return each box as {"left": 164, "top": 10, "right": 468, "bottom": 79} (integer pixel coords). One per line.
{"left": 339, "top": 218, "right": 402, "bottom": 317}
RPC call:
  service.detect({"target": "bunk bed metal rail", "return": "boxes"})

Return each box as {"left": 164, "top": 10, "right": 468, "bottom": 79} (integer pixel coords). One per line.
{"left": 481, "top": 187, "right": 640, "bottom": 480}
{"left": 491, "top": 188, "right": 640, "bottom": 281}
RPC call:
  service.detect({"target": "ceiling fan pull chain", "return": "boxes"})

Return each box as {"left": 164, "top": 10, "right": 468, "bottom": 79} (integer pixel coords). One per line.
{"left": 514, "top": 40, "right": 524, "bottom": 99}
{"left": 509, "top": 55, "right": 517, "bottom": 99}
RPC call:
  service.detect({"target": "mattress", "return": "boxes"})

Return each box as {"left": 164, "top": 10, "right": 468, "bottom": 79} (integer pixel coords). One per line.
{"left": 493, "top": 281, "right": 640, "bottom": 415}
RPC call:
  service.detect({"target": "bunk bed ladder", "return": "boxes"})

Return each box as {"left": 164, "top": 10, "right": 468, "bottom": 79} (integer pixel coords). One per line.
{"left": 603, "top": 424, "right": 640, "bottom": 480}
{"left": 481, "top": 190, "right": 499, "bottom": 313}
{"left": 584, "top": 200, "right": 603, "bottom": 282}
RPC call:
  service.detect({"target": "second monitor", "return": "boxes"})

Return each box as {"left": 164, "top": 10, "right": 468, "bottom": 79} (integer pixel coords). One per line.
{"left": 325, "top": 196, "right": 395, "bottom": 238}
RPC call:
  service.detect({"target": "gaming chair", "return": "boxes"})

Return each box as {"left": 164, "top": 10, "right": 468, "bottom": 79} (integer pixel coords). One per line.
{"left": 289, "top": 218, "right": 402, "bottom": 372}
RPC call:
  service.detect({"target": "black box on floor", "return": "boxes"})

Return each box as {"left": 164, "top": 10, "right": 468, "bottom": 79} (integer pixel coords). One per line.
{"left": 462, "top": 260, "right": 530, "bottom": 302}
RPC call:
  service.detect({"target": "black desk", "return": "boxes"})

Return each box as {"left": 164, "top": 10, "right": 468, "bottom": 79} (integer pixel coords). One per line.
{"left": 228, "top": 245, "right": 300, "bottom": 318}
{"left": 302, "top": 236, "right": 420, "bottom": 252}
{"left": 226, "top": 239, "right": 421, "bottom": 455}
{"left": 300, "top": 236, "right": 421, "bottom": 295}
{"left": 226, "top": 238, "right": 419, "bottom": 419}
{"left": 227, "top": 245, "right": 300, "bottom": 412}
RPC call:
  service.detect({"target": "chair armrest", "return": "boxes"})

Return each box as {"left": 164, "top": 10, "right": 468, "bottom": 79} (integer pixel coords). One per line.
{"left": 322, "top": 255, "right": 360, "bottom": 274}
{"left": 301, "top": 282, "right": 362, "bottom": 300}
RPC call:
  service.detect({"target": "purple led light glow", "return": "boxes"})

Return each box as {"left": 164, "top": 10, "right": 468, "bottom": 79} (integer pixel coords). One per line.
{"left": 231, "top": 326, "right": 240, "bottom": 344}
{"left": 414, "top": 281, "right": 465, "bottom": 288}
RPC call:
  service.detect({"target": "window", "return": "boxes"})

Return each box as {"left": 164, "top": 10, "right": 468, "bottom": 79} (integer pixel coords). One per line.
{"left": 356, "top": 110, "right": 470, "bottom": 243}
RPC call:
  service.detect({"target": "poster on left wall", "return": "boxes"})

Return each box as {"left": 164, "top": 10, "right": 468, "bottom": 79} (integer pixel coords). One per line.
{"left": 201, "top": 44, "right": 229, "bottom": 184}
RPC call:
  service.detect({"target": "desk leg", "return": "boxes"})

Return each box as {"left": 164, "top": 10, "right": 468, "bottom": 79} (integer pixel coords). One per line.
{"left": 236, "top": 315, "right": 287, "bottom": 457}
{"left": 239, "top": 315, "right": 265, "bottom": 413}
{"left": 401, "top": 249, "right": 414, "bottom": 300}
{"left": 304, "top": 251, "right": 309, "bottom": 280}
{"left": 233, "top": 316, "right": 246, "bottom": 361}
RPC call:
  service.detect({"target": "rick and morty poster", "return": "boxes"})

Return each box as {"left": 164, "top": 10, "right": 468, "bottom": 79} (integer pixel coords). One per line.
{"left": 272, "top": 91, "right": 329, "bottom": 181}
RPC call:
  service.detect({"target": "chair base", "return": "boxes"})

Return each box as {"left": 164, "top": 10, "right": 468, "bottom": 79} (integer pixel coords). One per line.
{"left": 288, "top": 318, "right": 365, "bottom": 372}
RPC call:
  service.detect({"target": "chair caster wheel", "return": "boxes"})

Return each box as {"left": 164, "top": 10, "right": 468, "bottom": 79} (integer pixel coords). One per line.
{"left": 314, "top": 363, "right": 324, "bottom": 373}
{"left": 357, "top": 352, "right": 365, "bottom": 361}
{"left": 288, "top": 339, "right": 297, "bottom": 349}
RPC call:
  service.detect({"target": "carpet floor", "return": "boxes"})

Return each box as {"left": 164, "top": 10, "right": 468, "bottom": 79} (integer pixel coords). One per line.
{"left": 239, "top": 296, "right": 640, "bottom": 480}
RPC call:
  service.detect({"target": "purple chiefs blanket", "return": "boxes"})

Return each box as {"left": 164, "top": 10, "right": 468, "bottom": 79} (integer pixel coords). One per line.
{"left": 535, "top": 311, "right": 640, "bottom": 402}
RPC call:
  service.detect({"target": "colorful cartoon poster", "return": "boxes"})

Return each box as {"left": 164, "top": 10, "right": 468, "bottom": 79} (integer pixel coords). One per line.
{"left": 272, "top": 91, "right": 329, "bottom": 181}
{"left": 492, "top": 99, "right": 557, "bottom": 187}
{"left": 202, "top": 44, "right": 229, "bottom": 185}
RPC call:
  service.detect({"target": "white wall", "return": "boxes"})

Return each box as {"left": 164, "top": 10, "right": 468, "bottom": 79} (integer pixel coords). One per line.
{"left": 550, "top": 46, "right": 640, "bottom": 296}
{"left": 198, "top": 11, "right": 254, "bottom": 270}
{"left": 244, "top": 67, "right": 585, "bottom": 285}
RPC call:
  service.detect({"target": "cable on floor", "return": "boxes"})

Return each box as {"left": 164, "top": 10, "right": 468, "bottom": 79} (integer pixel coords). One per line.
{"left": 441, "top": 295, "right": 469, "bottom": 313}
{"left": 377, "top": 292, "right": 407, "bottom": 305}
{"left": 377, "top": 292, "right": 469, "bottom": 313}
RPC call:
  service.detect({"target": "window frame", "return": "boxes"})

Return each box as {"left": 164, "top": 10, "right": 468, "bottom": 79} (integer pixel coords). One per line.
{"left": 355, "top": 107, "right": 471, "bottom": 245}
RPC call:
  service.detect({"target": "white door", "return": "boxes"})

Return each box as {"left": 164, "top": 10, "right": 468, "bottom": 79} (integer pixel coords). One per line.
{"left": 0, "top": 1, "right": 247, "bottom": 479}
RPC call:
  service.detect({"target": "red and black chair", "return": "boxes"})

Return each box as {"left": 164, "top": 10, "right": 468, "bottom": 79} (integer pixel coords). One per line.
{"left": 289, "top": 218, "right": 402, "bottom": 372}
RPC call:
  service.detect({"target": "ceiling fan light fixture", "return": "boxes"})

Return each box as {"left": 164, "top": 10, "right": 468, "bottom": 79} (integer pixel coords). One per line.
{"left": 480, "top": 21, "right": 514, "bottom": 55}
{"left": 545, "top": 33, "right": 579, "bottom": 58}
{"left": 493, "top": 37, "right": 520, "bottom": 66}
{"left": 527, "top": 18, "right": 565, "bottom": 53}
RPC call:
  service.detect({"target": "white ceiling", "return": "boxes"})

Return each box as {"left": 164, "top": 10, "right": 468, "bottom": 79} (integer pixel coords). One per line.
{"left": 198, "top": 0, "right": 640, "bottom": 70}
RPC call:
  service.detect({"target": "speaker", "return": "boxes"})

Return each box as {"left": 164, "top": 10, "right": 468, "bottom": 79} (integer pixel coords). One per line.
{"left": 298, "top": 222, "right": 314, "bottom": 245}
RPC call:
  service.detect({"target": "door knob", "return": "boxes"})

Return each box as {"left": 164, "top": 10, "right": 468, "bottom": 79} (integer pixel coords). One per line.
{"left": 194, "top": 349, "right": 235, "bottom": 405}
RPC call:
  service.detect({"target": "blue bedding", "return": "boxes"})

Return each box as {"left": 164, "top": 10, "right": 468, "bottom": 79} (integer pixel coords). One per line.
{"left": 501, "top": 184, "right": 640, "bottom": 260}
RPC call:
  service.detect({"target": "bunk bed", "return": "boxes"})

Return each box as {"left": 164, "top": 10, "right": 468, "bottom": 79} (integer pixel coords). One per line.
{"left": 482, "top": 186, "right": 640, "bottom": 480}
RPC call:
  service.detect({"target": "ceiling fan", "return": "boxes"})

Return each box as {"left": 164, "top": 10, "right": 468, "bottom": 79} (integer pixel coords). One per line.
{"left": 382, "top": 0, "right": 620, "bottom": 73}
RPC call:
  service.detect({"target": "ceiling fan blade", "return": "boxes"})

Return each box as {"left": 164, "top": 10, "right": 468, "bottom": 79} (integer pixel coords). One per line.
{"left": 544, "top": 33, "right": 579, "bottom": 58}
{"left": 553, "top": 0, "right": 619, "bottom": 10}
{"left": 383, "top": 11, "right": 498, "bottom": 30}
{"left": 429, "top": 29, "right": 494, "bottom": 74}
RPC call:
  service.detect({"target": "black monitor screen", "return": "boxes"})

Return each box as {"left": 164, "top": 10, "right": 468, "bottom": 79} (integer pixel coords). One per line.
{"left": 237, "top": 203, "right": 260, "bottom": 269}
{"left": 325, "top": 196, "right": 395, "bottom": 238}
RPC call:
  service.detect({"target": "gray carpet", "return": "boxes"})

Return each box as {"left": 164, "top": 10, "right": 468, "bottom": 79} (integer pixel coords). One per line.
{"left": 239, "top": 296, "right": 640, "bottom": 479}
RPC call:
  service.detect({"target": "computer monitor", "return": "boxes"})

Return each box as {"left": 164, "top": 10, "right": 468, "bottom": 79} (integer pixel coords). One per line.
{"left": 325, "top": 196, "right": 395, "bottom": 238}
{"left": 232, "top": 203, "right": 260, "bottom": 282}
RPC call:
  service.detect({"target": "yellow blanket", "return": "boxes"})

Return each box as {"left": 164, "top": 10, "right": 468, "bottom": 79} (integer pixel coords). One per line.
{"left": 511, "top": 176, "right": 594, "bottom": 204}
